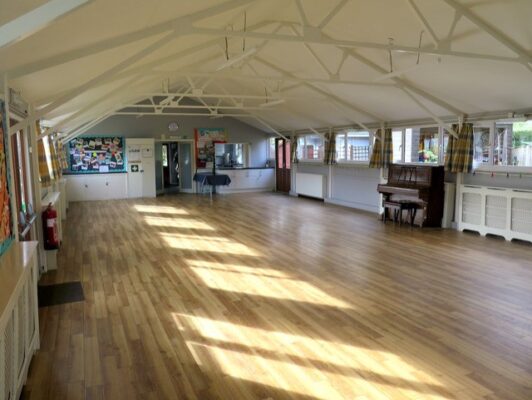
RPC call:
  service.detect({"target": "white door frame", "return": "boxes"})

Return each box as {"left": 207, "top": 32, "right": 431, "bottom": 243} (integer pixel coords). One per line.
{"left": 155, "top": 139, "right": 196, "bottom": 193}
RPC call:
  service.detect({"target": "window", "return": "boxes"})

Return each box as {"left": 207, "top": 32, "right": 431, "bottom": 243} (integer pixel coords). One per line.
{"left": 268, "top": 137, "right": 276, "bottom": 160}
{"left": 10, "top": 127, "right": 34, "bottom": 240}
{"left": 336, "top": 131, "right": 370, "bottom": 162}
{"left": 297, "top": 134, "right": 324, "bottom": 161}
{"left": 493, "top": 121, "right": 532, "bottom": 167}
{"left": 392, "top": 129, "right": 403, "bottom": 163}
{"left": 473, "top": 127, "right": 490, "bottom": 166}
{"left": 42, "top": 135, "right": 55, "bottom": 179}
{"left": 162, "top": 144, "right": 168, "bottom": 167}
{"left": 405, "top": 127, "right": 439, "bottom": 163}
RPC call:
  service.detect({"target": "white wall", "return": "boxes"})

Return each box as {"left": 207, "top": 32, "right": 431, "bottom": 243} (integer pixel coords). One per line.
{"left": 83, "top": 114, "right": 271, "bottom": 168}
{"left": 293, "top": 163, "right": 382, "bottom": 213}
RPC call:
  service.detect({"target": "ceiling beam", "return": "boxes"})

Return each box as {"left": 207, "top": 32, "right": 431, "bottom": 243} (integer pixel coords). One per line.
{"left": 441, "top": 0, "right": 532, "bottom": 65}
{"left": 114, "top": 111, "right": 257, "bottom": 118}
{"left": 4, "top": 0, "right": 257, "bottom": 78}
{"left": 317, "top": 0, "right": 348, "bottom": 30}
{"left": 0, "top": 0, "right": 91, "bottom": 49}
{"left": 401, "top": 88, "right": 459, "bottom": 138}
{"left": 405, "top": 0, "right": 440, "bottom": 45}
{"left": 11, "top": 30, "right": 177, "bottom": 132}
{"left": 189, "top": 25, "right": 521, "bottom": 64}
{"left": 294, "top": 0, "right": 310, "bottom": 27}
{"left": 343, "top": 47, "right": 465, "bottom": 116}
{"left": 255, "top": 57, "right": 385, "bottom": 122}
{"left": 40, "top": 74, "right": 142, "bottom": 137}
{"left": 152, "top": 69, "right": 394, "bottom": 87}
{"left": 121, "top": 104, "right": 271, "bottom": 111}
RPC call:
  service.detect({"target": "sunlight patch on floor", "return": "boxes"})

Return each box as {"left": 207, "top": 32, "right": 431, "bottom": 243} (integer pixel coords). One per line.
{"left": 172, "top": 313, "right": 450, "bottom": 400}
{"left": 134, "top": 204, "right": 189, "bottom": 214}
{"left": 160, "top": 233, "right": 260, "bottom": 256}
{"left": 185, "top": 259, "right": 292, "bottom": 278}
{"left": 187, "top": 261, "right": 351, "bottom": 308}
{"left": 145, "top": 216, "right": 214, "bottom": 230}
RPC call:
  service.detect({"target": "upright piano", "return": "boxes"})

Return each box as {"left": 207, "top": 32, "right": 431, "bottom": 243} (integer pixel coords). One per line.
{"left": 377, "top": 164, "right": 445, "bottom": 227}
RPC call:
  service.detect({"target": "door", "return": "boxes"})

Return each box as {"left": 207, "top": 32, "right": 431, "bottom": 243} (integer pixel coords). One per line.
{"left": 275, "top": 138, "right": 291, "bottom": 193}
{"left": 127, "top": 139, "right": 155, "bottom": 198}
{"left": 155, "top": 142, "right": 163, "bottom": 195}
{"left": 178, "top": 142, "right": 193, "bottom": 192}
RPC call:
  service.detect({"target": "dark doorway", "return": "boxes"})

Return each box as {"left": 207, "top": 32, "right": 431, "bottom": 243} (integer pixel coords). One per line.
{"left": 162, "top": 142, "right": 180, "bottom": 194}
{"left": 275, "top": 138, "right": 291, "bottom": 193}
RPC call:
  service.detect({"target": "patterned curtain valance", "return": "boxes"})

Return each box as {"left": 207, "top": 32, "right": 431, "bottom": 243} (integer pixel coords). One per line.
{"left": 323, "top": 131, "right": 336, "bottom": 165}
{"left": 36, "top": 123, "right": 53, "bottom": 187}
{"left": 290, "top": 136, "right": 298, "bottom": 164}
{"left": 369, "top": 128, "right": 392, "bottom": 168}
{"left": 445, "top": 123, "right": 474, "bottom": 173}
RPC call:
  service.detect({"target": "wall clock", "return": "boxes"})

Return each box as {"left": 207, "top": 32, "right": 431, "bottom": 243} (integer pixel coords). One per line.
{"left": 168, "top": 121, "right": 179, "bottom": 132}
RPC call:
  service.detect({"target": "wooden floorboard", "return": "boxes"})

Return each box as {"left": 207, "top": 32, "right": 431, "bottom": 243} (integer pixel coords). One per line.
{"left": 23, "top": 192, "right": 532, "bottom": 399}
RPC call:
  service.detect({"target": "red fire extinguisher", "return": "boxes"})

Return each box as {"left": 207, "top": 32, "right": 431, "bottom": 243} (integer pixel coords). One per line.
{"left": 42, "top": 203, "right": 59, "bottom": 250}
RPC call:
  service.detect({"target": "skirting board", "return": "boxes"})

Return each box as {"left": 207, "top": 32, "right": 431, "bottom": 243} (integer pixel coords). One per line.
{"left": 325, "top": 198, "right": 379, "bottom": 214}
{"left": 214, "top": 188, "right": 275, "bottom": 195}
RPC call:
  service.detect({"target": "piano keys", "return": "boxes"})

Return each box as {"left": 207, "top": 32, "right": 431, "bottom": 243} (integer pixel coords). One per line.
{"left": 377, "top": 164, "right": 445, "bottom": 227}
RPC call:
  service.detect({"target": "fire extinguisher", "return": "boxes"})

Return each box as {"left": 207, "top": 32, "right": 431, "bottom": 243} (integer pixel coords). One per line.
{"left": 42, "top": 203, "right": 59, "bottom": 250}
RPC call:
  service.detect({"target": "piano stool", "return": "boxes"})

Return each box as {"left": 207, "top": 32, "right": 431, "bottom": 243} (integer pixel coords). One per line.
{"left": 382, "top": 200, "right": 419, "bottom": 226}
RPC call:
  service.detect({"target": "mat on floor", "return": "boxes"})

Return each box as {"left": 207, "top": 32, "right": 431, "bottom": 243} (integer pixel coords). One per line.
{"left": 38, "top": 281, "right": 85, "bottom": 307}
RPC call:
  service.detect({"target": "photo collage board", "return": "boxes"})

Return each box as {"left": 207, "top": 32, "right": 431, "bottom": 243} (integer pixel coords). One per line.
{"left": 68, "top": 136, "right": 126, "bottom": 173}
{"left": 0, "top": 100, "right": 14, "bottom": 257}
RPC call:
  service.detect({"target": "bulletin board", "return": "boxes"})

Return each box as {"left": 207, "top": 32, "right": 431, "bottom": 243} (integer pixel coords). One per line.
{"left": 68, "top": 136, "right": 126, "bottom": 174}
{"left": 0, "top": 100, "right": 14, "bottom": 257}
{"left": 195, "top": 128, "right": 227, "bottom": 167}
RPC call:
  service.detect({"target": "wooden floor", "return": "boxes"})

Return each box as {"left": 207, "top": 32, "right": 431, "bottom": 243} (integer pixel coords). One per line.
{"left": 22, "top": 193, "right": 532, "bottom": 400}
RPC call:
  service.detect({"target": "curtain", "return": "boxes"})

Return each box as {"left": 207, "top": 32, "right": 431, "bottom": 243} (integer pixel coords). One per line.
{"left": 36, "top": 123, "right": 52, "bottom": 186}
{"left": 57, "top": 139, "right": 69, "bottom": 170}
{"left": 444, "top": 124, "right": 458, "bottom": 172}
{"left": 49, "top": 137, "right": 62, "bottom": 179}
{"left": 369, "top": 129, "right": 383, "bottom": 168}
{"left": 447, "top": 123, "right": 474, "bottom": 173}
{"left": 369, "top": 128, "right": 392, "bottom": 168}
{"left": 323, "top": 131, "right": 336, "bottom": 165}
{"left": 290, "top": 136, "right": 298, "bottom": 164}
{"left": 37, "top": 139, "right": 52, "bottom": 187}
{"left": 382, "top": 128, "right": 392, "bottom": 168}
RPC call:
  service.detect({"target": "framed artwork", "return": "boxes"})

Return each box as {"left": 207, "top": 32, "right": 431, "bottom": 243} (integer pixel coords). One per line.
{"left": 67, "top": 136, "right": 126, "bottom": 174}
{"left": 0, "top": 100, "right": 14, "bottom": 257}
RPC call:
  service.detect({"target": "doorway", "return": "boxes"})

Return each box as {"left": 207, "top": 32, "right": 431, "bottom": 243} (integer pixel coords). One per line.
{"left": 275, "top": 138, "right": 291, "bottom": 193}
{"left": 155, "top": 140, "right": 194, "bottom": 195}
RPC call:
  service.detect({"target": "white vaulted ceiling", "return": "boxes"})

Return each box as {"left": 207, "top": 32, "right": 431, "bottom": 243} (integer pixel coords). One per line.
{"left": 1, "top": 0, "right": 532, "bottom": 137}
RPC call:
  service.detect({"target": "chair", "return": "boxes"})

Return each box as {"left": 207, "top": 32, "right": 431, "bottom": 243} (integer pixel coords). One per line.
{"left": 382, "top": 200, "right": 419, "bottom": 226}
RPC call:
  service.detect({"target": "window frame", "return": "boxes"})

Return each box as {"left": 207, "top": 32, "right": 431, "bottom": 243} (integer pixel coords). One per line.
{"left": 267, "top": 137, "right": 277, "bottom": 160}
{"left": 335, "top": 130, "right": 372, "bottom": 165}
{"left": 297, "top": 133, "right": 325, "bottom": 163}
{"left": 9, "top": 117, "right": 35, "bottom": 240}
{"left": 392, "top": 125, "right": 445, "bottom": 166}
{"left": 474, "top": 119, "right": 532, "bottom": 173}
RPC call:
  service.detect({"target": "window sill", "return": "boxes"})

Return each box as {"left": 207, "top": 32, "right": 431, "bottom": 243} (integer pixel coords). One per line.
{"left": 297, "top": 160, "right": 324, "bottom": 164}
{"left": 473, "top": 165, "right": 532, "bottom": 174}
{"left": 393, "top": 162, "right": 443, "bottom": 167}
{"left": 336, "top": 161, "right": 370, "bottom": 167}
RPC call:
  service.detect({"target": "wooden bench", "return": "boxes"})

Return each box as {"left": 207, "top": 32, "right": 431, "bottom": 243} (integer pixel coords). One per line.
{"left": 383, "top": 200, "right": 419, "bottom": 226}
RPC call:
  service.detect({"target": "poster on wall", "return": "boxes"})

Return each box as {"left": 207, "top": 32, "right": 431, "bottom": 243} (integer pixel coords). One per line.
{"left": 0, "top": 101, "right": 14, "bottom": 257}
{"left": 68, "top": 136, "right": 126, "bottom": 174}
{"left": 195, "top": 128, "right": 227, "bottom": 167}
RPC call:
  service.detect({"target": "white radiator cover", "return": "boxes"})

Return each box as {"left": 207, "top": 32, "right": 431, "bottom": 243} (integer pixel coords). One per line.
{"left": 296, "top": 173, "right": 325, "bottom": 199}
{"left": 458, "top": 185, "right": 532, "bottom": 243}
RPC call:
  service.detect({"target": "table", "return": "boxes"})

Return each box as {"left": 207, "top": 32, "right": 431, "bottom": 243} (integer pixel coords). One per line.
{"left": 193, "top": 173, "right": 231, "bottom": 194}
